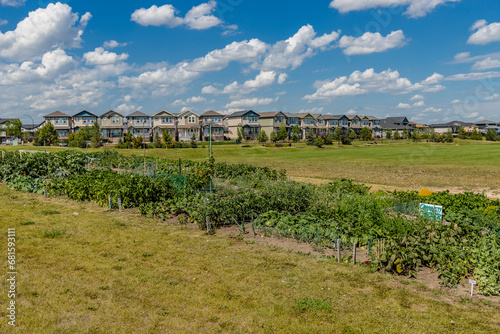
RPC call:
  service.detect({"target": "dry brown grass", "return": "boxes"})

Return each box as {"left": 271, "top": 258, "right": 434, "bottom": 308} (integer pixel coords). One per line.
{"left": 0, "top": 186, "right": 499, "bottom": 333}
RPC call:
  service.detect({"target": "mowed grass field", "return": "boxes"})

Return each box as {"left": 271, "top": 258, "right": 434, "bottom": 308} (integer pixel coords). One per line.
{"left": 4, "top": 139, "right": 500, "bottom": 191}
{"left": 121, "top": 140, "right": 500, "bottom": 192}
{"left": 1, "top": 186, "right": 499, "bottom": 333}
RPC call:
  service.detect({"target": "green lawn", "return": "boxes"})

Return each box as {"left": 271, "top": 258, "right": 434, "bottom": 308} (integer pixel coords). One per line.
{"left": 4, "top": 140, "right": 500, "bottom": 191}
{"left": 1, "top": 186, "right": 499, "bottom": 333}
{"left": 126, "top": 140, "right": 500, "bottom": 191}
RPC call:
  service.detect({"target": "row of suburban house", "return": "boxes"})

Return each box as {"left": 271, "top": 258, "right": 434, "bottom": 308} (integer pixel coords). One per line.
{"left": 1, "top": 110, "right": 499, "bottom": 143}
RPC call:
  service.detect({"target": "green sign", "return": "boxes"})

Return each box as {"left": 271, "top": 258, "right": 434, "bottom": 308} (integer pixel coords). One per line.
{"left": 419, "top": 203, "right": 443, "bottom": 220}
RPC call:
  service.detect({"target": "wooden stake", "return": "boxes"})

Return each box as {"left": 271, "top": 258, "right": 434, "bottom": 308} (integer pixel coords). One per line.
{"left": 206, "top": 216, "right": 210, "bottom": 234}
{"left": 108, "top": 195, "right": 112, "bottom": 210}
{"left": 337, "top": 239, "right": 341, "bottom": 263}
{"left": 353, "top": 243, "right": 357, "bottom": 264}
{"left": 43, "top": 185, "right": 47, "bottom": 198}
{"left": 118, "top": 198, "right": 122, "bottom": 212}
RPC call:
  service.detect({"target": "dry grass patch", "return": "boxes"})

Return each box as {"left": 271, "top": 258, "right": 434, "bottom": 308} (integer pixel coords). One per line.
{"left": 0, "top": 187, "right": 499, "bottom": 333}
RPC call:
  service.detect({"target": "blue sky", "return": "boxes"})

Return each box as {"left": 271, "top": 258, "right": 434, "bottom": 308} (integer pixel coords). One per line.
{"left": 1, "top": 0, "right": 500, "bottom": 124}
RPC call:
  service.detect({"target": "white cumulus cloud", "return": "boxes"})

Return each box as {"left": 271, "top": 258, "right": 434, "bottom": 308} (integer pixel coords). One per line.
{"left": 397, "top": 103, "right": 411, "bottom": 109}
{"left": 1, "top": 0, "right": 25, "bottom": 7}
{"left": 339, "top": 30, "right": 407, "bottom": 55}
{"left": 103, "top": 40, "right": 127, "bottom": 49}
{"left": 83, "top": 47, "right": 129, "bottom": 66}
{"left": 468, "top": 20, "right": 500, "bottom": 45}
{"left": 0, "top": 2, "right": 91, "bottom": 61}
{"left": 258, "top": 25, "right": 340, "bottom": 71}
{"left": 410, "top": 94, "right": 424, "bottom": 101}
{"left": 304, "top": 68, "right": 445, "bottom": 101}
{"left": 472, "top": 57, "right": 500, "bottom": 71}
{"left": 225, "top": 97, "right": 279, "bottom": 109}
{"left": 329, "top": 0, "right": 461, "bottom": 18}
{"left": 131, "top": 1, "right": 222, "bottom": 30}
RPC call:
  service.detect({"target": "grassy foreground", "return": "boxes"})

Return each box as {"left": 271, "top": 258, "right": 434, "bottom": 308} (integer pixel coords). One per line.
{"left": 1, "top": 186, "right": 499, "bottom": 333}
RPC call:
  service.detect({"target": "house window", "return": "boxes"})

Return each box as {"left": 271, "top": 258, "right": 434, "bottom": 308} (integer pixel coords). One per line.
{"left": 75, "top": 117, "right": 79, "bottom": 121}
{"left": 188, "top": 116, "right": 195, "bottom": 123}
{"left": 112, "top": 116, "right": 120, "bottom": 124}
{"left": 248, "top": 116, "right": 258, "bottom": 123}
{"left": 55, "top": 117, "right": 67, "bottom": 124}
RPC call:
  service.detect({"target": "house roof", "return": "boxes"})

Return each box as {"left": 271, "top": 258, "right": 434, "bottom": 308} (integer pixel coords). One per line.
{"left": 292, "top": 113, "right": 314, "bottom": 119}
{"left": 227, "top": 110, "right": 259, "bottom": 118}
{"left": 101, "top": 110, "right": 124, "bottom": 118}
{"left": 381, "top": 117, "right": 410, "bottom": 130}
{"left": 152, "top": 110, "right": 176, "bottom": 117}
{"left": 365, "top": 116, "right": 381, "bottom": 121}
{"left": 0, "top": 118, "right": 18, "bottom": 125}
{"left": 45, "top": 111, "right": 70, "bottom": 118}
{"left": 284, "top": 113, "right": 298, "bottom": 118}
{"left": 322, "top": 114, "right": 343, "bottom": 120}
{"left": 200, "top": 110, "right": 223, "bottom": 117}
{"left": 178, "top": 110, "right": 198, "bottom": 117}
{"left": 73, "top": 110, "right": 98, "bottom": 118}
{"left": 127, "top": 110, "right": 150, "bottom": 118}
{"left": 474, "top": 120, "right": 497, "bottom": 124}
{"left": 429, "top": 120, "right": 474, "bottom": 128}
{"left": 22, "top": 122, "right": 44, "bottom": 130}
{"left": 258, "top": 111, "right": 285, "bottom": 118}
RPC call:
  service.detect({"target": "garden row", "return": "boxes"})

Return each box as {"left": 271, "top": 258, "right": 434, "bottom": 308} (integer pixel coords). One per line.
{"left": 0, "top": 149, "right": 499, "bottom": 295}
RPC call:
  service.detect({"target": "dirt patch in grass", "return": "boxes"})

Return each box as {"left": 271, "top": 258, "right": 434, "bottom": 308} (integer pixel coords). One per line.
{"left": 216, "top": 223, "right": 500, "bottom": 305}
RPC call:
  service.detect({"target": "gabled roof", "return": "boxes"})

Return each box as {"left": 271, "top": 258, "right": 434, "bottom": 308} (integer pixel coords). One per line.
{"left": 292, "top": 113, "right": 314, "bottom": 119}
{"left": 311, "top": 113, "right": 324, "bottom": 119}
{"left": 45, "top": 111, "right": 70, "bottom": 118}
{"left": 127, "top": 110, "right": 150, "bottom": 118}
{"left": 258, "top": 111, "right": 286, "bottom": 118}
{"left": 200, "top": 110, "right": 223, "bottom": 117}
{"left": 474, "top": 120, "right": 497, "bottom": 124}
{"left": 285, "top": 113, "right": 299, "bottom": 118}
{"left": 365, "top": 116, "right": 381, "bottom": 121}
{"left": 178, "top": 109, "right": 199, "bottom": 117}
{"left": 346, "top": 115, "right": 360, "bottom": 120}
{"left": 227, "top": 110, "right": 259, "bottom": 118}
{"left": 322, "top": 114, "right": 343, "bottom": 120}
{"left": 152, "top": 110, "right": 176, "bottom": 117}
{"left": 429, "top": 120, "right": 474, "bottom": 128}
{"left": 101, "top": 110, "right": 124, "bottom": 118}
{"left": 384, "top": 116, "right": 408, "bottom": 123}
{"left": 73, "top": 110, "right": 98, "bottom": 118}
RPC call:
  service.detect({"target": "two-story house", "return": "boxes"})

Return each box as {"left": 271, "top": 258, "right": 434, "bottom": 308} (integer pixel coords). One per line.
{"left": 44, "top": 111, "right": 72, "bottom": 139}
{"left": 323, "top": 115, "right": 342, "bottom": 131}
{"left": 151, "top": 110, "right": 177, "bottom": 139}
{"left": 126, "top": 111, "right": 151, "bottom": 139}
{"left": 72, "top": 110, "right": 98, "bottom": 132}
{"left": 100, "top": 110, "right": 124, "bottom": 141}
{"left": 313, "top": 114, "right": 327, "bottom": 136}
{"left": 294, "top": 113, "right": 316, "bottom": 139}
{"left": 258, "top": 111, "right": 287, "bottom": 138}
{"left": 365, "top": 116, "right": 382, "bottom": 138}
{"left": 198, "top": 110, "right": 228, "bottom": 141}
{"left": 176, "top": 110, "right": 200, "bottom": 141}
{"left": 226, "top": 110, "right": 260, "bottom": 140}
